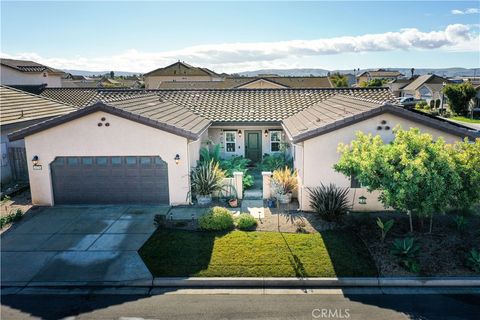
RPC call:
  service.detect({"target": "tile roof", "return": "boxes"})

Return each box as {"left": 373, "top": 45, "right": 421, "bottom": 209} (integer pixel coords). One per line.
{"left": 1, "top": 58, "right": 63, "bottom": 74}
{"left": 144, "top": 61, "right": 221, "bottom": 77}
{"left": 402, "top": 74, "right": 447, "bottom": 91}
{"left": 40, "top": 88, "right": 100, "bottom": 106}
{"left": 0, "top": 85, "right": 77, "bottom": 126}
{"left": 357, "top": 69, "right": 404, "bottom": 78}
{"left": 283, "top": 94, "right": 479, "bottom": 142}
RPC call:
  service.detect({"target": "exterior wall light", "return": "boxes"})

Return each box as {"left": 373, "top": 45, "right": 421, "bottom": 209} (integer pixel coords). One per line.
{"left": 264, "top": 129, "right": 268, "bottom": 137}
{"left": 238, "top": 129, "right": 242, "bottom": 137}
{"left": 32, "top": 155, "right": 39, "bottom": 165}
{"left": 174, "top": 154, "right": 180, "bottom": 165}
{"left": 359, "top": 196, "right": 367, "bottom": 205}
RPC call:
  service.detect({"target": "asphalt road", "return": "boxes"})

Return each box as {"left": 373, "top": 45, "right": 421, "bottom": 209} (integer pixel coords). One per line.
{"left": 2, "top": 289, "right": 480, "bottom": 320}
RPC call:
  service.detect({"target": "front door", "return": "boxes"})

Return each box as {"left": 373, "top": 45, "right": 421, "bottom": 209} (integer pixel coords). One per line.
{"left": 245, "top": 131, "right": 262, "bottom": 163}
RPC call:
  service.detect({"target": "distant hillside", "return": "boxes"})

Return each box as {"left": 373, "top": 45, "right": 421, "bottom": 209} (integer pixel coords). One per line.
{"left": 239, "top": 68, "right": 479, "bottom": 78}
{"left": 62, "top": 69, "right": 141, "bottom": 77}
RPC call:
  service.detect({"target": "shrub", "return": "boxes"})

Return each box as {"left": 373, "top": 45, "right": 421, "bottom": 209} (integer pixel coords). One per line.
{"left": 466, "top": 249, "right": 480, "bottom": 273}
{"left": 191, "top": 160, "right": 226, "bottom": 196}
{"left": 295, "top": 220, "right": 308, "bottom": 233}
{"left": 429, "top": 100, "right": 435, "bottom": 109}
{"left": 415, "top": 101, "right": 428, "bottom": 110}
{"left": 307, "top": 184, "right": 350, "bottom": 222}
{"left": 235, "top": 213, "right": 257, "bottom": 230}
{"left": 435, "top": 99, "right": 441, "bottom": 109}
{"left": 452, "top": 215, "right": 468, "bottom": 232}
{"left": 390, "top": 238, "right": 421, "bottom": 273}
{"left": 260, "top": 154, "right": 292, "bottom": 172}
{"left": 0, "top": 209, "right": 23, "bottom": 229}
{"left": 220, "top": 156, "right": 254, "bottom": 189}
{"left": 376, "top": 217, "right": 394, "bottom": 242}
{"left": 199, "top": 206, "right": 234, "bottom": 231}
{"left": 272, "top": 167, "right": 298, "bottom": 195}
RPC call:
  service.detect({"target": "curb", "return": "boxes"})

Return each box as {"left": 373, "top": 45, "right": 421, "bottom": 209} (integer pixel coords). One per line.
{"left": 3, "top": 277, "right": 480, "bottom": 289}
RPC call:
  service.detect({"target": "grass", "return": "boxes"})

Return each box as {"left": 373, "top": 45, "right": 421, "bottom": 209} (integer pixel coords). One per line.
{"left": 139, "top": 229, "right": 377, "bottom": 277}
{"left": 451, "top": 116, "right": 480, "bottom": 124}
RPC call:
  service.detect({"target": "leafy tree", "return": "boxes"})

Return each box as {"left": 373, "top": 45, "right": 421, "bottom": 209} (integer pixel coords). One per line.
{"left": 330, "top": 73, "right": 349, "bottom": 87}
{"left": 443, "top": 82, "right": 477, "bottom": 116}
{"left": 359, "top": 78, "right": 386, "bottom": 87}
{"left": 335, "top": 127, "right": 462, "bottom": 233}
{"left": 110, "top": 71, "right": 115, "bottom": 79}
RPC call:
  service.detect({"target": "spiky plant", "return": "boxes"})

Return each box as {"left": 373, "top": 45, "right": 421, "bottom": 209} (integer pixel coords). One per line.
{"left": 191, "top": 160, "right": 226, "bottom": 196}
{"left": 307, "top": 184, "right": 350, "bottom": 222}
{"left": 272, "top": 166, "right": 298, "bottom": 195}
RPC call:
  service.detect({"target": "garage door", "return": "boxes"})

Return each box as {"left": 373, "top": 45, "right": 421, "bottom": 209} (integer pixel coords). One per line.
{"left": 51, "top": 156, "right": 169, "bottom": 204}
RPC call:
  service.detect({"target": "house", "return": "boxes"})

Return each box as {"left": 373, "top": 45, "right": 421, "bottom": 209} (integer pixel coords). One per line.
{"left": 356, "top": 69, "right": 404, "bottom": 85}
{"left": 386, "top": 78, "right": 414, "bottom": 97}
{"left": 8, "top": 87, "right": 478, "bottom": 211}
{"left": 0, "top": 85, "right": 76, "bottom": 184}
{"left": 1, "top": 58, "right": 65, "bottom": 87}
{"left": 401, "top": 74, "right": 448, "bottom": 103}
{"left": 144, "top": 61, "right": 223, "bottom": 89}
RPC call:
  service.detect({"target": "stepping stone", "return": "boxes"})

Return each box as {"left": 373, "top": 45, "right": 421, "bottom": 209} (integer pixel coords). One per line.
{"left": 240, "top": 200, "right": 265, "bottom": 218}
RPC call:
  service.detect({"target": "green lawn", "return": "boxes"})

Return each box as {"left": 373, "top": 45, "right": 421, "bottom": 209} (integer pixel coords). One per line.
{"left": 139, "top": 229, "right": 377, "bottom": 277}
{"left": 451, "top": 116, "right": 480, "bottom": 124}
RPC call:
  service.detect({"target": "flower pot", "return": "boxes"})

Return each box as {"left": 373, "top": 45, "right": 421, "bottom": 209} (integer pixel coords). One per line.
{"left": 228, "top": 199, "right": 238, "bottom": 208}
{"left": 277, "top": 193, "right": 292, "bottom": 204}
{"left": 197, "top": 194, "right": 212, "bottom": 206}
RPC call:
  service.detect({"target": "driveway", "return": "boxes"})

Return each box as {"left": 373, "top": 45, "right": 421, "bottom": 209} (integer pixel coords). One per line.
{"left": 1, "top": 205, "right": 169, "bottom": 286}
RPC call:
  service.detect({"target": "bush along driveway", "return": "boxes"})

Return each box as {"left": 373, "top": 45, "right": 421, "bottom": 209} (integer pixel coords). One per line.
{"left": 139, "top": 229, "right": 377, "bottom": 277}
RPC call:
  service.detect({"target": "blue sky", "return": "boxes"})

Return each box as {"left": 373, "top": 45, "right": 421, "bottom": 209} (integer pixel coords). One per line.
{"left": 1, "top": 1, "right": 479, "bottom": 72}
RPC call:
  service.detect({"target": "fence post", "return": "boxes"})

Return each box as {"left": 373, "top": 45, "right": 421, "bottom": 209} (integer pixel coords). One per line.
{"left": 233, "top": 172, "right": 243, "bottom": 200}
{"left": 262, "top": 171, "right": 272, "bottom": 199}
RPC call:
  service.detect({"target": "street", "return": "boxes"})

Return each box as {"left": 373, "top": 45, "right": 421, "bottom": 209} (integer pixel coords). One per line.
{"left": 1, "top": 288, "right": 479, "bottom": 320}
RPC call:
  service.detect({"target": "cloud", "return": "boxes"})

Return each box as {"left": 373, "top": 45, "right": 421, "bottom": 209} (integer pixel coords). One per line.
{"left": 451, "top": 8, "right": 480, "bottom": 15}
{"left": 1, "top": 24, "right": 478, "bottom": 73}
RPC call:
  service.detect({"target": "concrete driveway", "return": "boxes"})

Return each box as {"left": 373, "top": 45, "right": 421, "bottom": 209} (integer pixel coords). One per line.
{"left": 1, "top": 205, "right": 169, "bottom": 286}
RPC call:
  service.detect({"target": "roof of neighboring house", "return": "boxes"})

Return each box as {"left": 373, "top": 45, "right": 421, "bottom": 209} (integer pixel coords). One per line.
{"left": 0, "top": 85, "right": 77, "bottom": 126}
{"left": 8, "top": 94, "right": 210, "bottom": 141}
{"left": 1, "top": 58, "right": 64, "bottom": 74}
{"left": 283, "top": 94, "right": 480, "bottom": 142}
{"left": 357, "top": 69, "right": 404, "bottom": 78}
{"left": 144, "top": 61, "right": 221, "bottom": 78}
{"left": 402, "top": 74, "right": 447, "bottom": 92}
{"left": 157, "top": 76, "right": 333, "bottom": 89}
{"left": 40, "top": 88, "right": 101, "bottom": 106}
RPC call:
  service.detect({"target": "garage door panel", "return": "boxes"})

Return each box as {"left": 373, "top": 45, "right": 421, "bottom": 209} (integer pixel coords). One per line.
{"left": 51, "top": 156, "right": 169, "bottom": 204}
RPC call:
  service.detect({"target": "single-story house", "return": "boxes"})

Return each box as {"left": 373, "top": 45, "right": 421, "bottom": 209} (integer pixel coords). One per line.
{"left": 401, "top": 74, "right": 448, "bottom": 104}
{"left": 0, "top": 85, "right": 77, "bottom": 184}
{"left": 8, "top": 87, "right": 479, "bottom": 211}
{"left": 356, "top": 69, "right": 404, "bottom": 85}
{"left": 1, "top": 58, "right": 65, "bottom": 87}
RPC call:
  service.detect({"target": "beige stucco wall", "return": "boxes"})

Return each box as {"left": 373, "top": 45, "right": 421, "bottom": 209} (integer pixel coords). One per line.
{"left": 1, "top": 66, "right": 62, "bottom": 87}
{"left": 296, "top": 112, "right": 463, "bottom": 212}
{"left": 206, "top": 126, "right": 285, "bottom": 160}
{"left": 24, "top": 111, "right": 191, "bottom": 206}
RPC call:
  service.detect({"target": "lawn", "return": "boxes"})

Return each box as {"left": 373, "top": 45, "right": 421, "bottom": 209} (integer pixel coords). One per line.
{"left": 451, "top": 116, "right": 480, "bottom": 124}
{"left": 139, "top": 229, "right": 377, "bottom": 277}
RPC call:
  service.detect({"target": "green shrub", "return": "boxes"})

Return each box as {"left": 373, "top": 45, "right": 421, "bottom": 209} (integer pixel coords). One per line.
{"left": 390, "top": 238, "right": 421, "bottom": 273}
{"left": 376, "top": 217, "right": 394, "bottom": 242}
{"left": 452, "top": 215, "right": 468, "bottom": 232}
{"left": 0, "top": 209, "right": 23, "bottom": 229}
{"left": 466, "top": 249, "right": 480, "bottom": 273}
{"left": 429, "top": 100, "right": 435, "bottom": 109}
{"left": 220, "top": 156, "right": 254, "bottom": 189}
{"left": 199, "top": 207, "right": 234, "bottom": 231}
{"left": 235, "top": 213, "right": 257, "bottom": 230}
{"left": 435, "top": 99, "right": 441, "bottom": 109}
{"left": 415, "top": 101, "right": 428, "bottom": 110}
{"left": 154, "top": 214, "right": 167, "bottom": 228}
{"left": 307, "top": 184, "right": 350, "bottom": 222}
{"left": 260, "top": 154, "right": 292, "bottom": 171}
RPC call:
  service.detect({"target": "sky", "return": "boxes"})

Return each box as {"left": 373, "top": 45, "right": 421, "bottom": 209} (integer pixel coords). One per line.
{"left": 1, "top": 1, "right": 479, "bottom": 73}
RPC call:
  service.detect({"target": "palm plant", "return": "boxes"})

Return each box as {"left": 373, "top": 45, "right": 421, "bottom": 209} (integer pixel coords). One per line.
{"left": 307, "top": 184, "right": 350, "bottom": 222}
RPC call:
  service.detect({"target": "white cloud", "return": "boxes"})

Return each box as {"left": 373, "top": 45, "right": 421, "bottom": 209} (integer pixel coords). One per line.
{"left": 1, "top": 24, "right": 478, "bottom": 73}
{"left": 451, "top": 8, "right": 480, "bottom": 15}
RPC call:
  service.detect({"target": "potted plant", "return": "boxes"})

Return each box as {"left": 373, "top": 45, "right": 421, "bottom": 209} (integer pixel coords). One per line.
{"left": 228, "top": 197, "right": 238, "bottom": 208}
{"left": 191, "top": 160, "right": 226, "bottom": 205}
{"left": 272, "top": 167, "right": 298, "bottom": 204}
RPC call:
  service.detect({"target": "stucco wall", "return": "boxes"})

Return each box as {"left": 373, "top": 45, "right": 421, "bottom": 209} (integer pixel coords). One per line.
{"left": 296, "top": 112, "right": 463, "bottom": 212}
{"left": 1, "top": 66, "right": 62, "bottom": 87}
{"left": 206, "top": 126, "right": 284, "bottom": 160}
{"left": 24, "top": 111, "right": 190, "bottom": 206}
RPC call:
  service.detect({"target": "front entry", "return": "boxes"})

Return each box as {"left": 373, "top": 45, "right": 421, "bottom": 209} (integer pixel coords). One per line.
{"left": 245, "top": 131, "right": 262, "bottom": 163}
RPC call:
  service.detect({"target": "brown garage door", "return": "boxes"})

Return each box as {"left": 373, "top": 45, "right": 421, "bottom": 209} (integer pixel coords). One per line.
{"left": 51, "top": 156, "right": 169, "bottom": 204}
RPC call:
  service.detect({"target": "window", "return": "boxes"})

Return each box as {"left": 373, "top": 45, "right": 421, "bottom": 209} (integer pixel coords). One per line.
{"left": 67, "top": 158, "right": 79, "bottom": 166}
{"left": 270, "top": 130, "right": 282, "bottom": 152}
{"left": 126, "top": 157, "right": 137, "bottom": 165}
{"left": 225, "top": 131, "right": 236, "bottom": 153}
{"left": 96, "top": 157, "right": 108, "bottom": 166}
{"left": 82, "top": 157, "right": 93, "bottom": 165}
{"left": 140, "top": 157, "right": 151, "bottom": 165}
{"left": 111, "top": 157, "right": 122, "bottom": 165}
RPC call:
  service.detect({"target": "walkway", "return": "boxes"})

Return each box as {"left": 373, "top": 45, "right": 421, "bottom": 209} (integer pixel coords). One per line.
{"left": 242, "top": 168, "right": 264, "bottom": 218}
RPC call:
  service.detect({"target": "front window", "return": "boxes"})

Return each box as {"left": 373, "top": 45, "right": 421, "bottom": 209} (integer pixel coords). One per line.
{"left": 270, "top": 130, "right": 282, "bottom": 152}
{"left": 225, "top": 131, "right": 236, "bottom": 153}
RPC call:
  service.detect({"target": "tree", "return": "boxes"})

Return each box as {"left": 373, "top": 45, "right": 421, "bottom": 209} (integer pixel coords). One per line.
{"left": 359, "top": 78, "right": 385, "bottom": 87}
{"left": 330, "top": 73, "right": 349, "bottom": 87}
{"left": 410, "top": 68, "right": 415, "bottom": 79}
{"left": 110, "top": 71, "right": 115, "bottom": 79}
{"left": 335, "top": 127, "right": 463, "bottom": 233}
{"left": 442, "top": 82, "right": 477, "bottom": 116}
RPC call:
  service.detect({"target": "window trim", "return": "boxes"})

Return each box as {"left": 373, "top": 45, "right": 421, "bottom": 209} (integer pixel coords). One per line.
{"left": 269, "top": 130, "right": 282, "bottom": 153}
{"left": 224, "top": 131, "right": 236, "bottom": 153}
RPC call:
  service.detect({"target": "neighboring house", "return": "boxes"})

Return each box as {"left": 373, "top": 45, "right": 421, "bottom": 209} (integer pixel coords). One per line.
{"left": 401, "top": 74, "right": 448, "bottom": 103}
{"left": 356, "top": 69, "right": 404, "bottom": 85}
{"left": 144, "top": 61, "right": 223, "bottom": 89}
{"left": 386, "top": 78, "right": 414, "bottom": 97}
{"left": 0, "top": 85, "right": 76, "bottom": 184}
{"left": 9, "top": 87, "right": 478, "bottom": 211}
{"left": 1, "top": 58, "right": 64, "bottom": 87}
